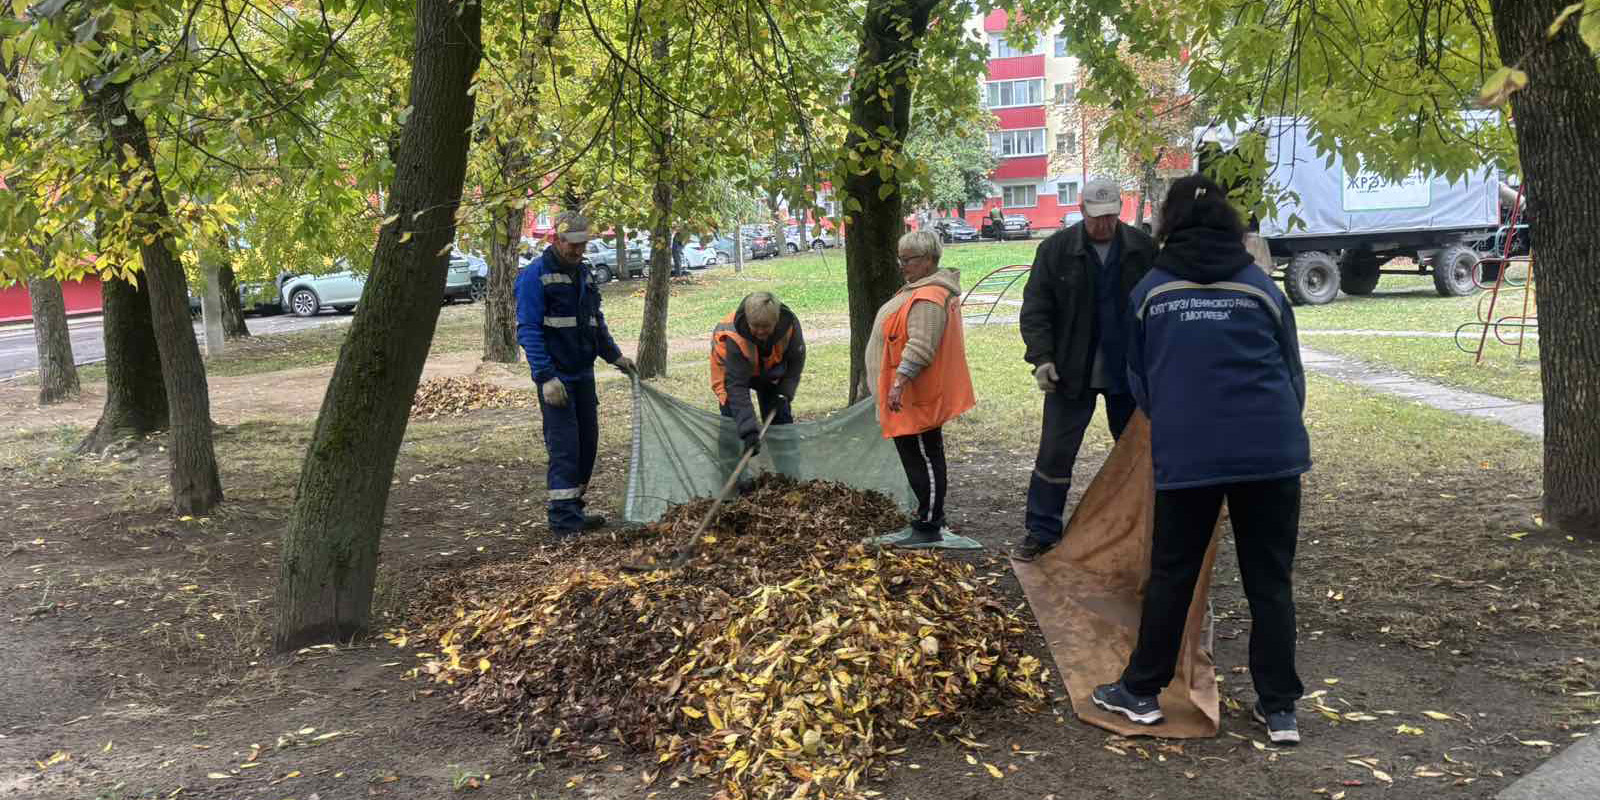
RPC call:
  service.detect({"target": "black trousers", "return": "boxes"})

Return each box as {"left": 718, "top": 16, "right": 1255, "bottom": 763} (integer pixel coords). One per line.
{"left": 1025, "top": 390, "right": 1136, "bottom": 542}
{"left": 1120, "top": 476, "right": 1305, "bottom": 713}
{"left": 893, "top": 428, "right": 947, "bottom": 533}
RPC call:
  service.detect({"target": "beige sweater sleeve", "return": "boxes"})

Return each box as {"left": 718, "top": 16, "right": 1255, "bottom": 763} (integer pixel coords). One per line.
{"left": 896, "top": 297, "right": 948, "bottom": 379}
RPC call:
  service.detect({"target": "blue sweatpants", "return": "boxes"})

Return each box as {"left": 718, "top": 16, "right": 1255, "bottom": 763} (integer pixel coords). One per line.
{"left": 537, "top": 377, "right": 599, "bottom": 531}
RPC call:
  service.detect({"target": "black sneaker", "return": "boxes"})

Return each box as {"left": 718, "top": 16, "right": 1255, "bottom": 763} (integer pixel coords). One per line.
{"left": 1010, "top": 533, "right": 1057, "bottom": 563}
{"left": 582, "top": 513, "right": 607, "bottom": 531}
{"left": 1253, "top": 702, "right": 1300, "bottom": 745}
{"left": 1092, "top": 682, "right": 1164, "bottom": 725}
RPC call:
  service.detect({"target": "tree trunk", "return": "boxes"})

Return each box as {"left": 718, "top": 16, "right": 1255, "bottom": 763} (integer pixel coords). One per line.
{"left": 483, "top": 3, "right": 560, "bottom": 364}
{"left": 28, "top": 276, "right": 80, "bottom": 405}
{"left": 636, "top": 35, "right": 674, "bottom": 380}
{"left": 86, "top": 84, "right": 223, "bottom": 515}
{"left": 1491, "top": 0, "right": 1600, "bottom": 539}
{"left": 273, "top": 0, "right": 483, "bottom": 651}
{"left": 78, "top": 276, "right": 168, "bottom": 453}
{"left": 843, "top": 0, "right": 937, "bottom": 401}
{"left": 769, "top": 199, "right": 787, "bottom": 254}
{"left": 483, "top": 198, "right": 522, "bottom": 363}
{"left": 218, "top": 263, "right": 251, "bottom": 339}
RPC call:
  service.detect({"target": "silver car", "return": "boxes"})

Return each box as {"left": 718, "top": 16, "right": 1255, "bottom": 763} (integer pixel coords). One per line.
{"left": 281, "top": 258, "right": 475, "bottom": 317}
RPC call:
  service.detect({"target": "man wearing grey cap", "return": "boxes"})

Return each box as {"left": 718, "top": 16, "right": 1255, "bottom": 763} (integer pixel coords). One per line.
{"left": 516, "top": 210, "right": 635, "bottom": 538}
{"left": 1013, "top": 178, "right": 1156, "bottom": 561}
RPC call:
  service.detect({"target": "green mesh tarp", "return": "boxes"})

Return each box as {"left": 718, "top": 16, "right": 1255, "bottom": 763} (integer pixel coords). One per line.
{"left": 623, "top": 379, "right": 915, "bottom": 523}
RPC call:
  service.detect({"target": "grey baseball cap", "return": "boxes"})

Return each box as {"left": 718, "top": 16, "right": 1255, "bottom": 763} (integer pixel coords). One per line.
{"left": 552, "top": 210, "right": 594, "bottom": 243}
{"left": 1081, "top": 178, "right": 1124, "bottom": 217}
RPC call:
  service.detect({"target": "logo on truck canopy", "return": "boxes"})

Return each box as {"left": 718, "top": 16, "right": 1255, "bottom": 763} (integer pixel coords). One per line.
{"left": 1343, "top": 171, "right": 1431, "bottom": 212}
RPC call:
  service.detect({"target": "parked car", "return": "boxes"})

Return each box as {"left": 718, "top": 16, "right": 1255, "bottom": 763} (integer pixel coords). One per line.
{"left": 442, "top": 256, "right": 477, "bottom": 303}
{"left": 784, "top": 227, "right": 837, "bottom": 253}
{"left": 1059, "top": 211, "right": 1084, "bottom": 229}
{"left": 933, "top": 217, "right": 979, "bottom": 243}
{"left": 981, "top": 214, "right": 1033, "bottom": 240}
{"left": 281, "top": 269, "right": 366, "bottom": 317}
{"left": 682, "top": 241, "right": 719, "bottom": 268}
{"left": 455, "top": 252, "right": 490, "bottom": 302}
{"left": 238, "top": 272, "right": 292, "bottom": 315}
{"left": 709, "top": 235, "right": 752, "bottom": 264}
{"left": 584, "top": 240, "right": 644, "bottom": 283}
{"left": 747, "top": 234, "right": 780, "bottom": 260}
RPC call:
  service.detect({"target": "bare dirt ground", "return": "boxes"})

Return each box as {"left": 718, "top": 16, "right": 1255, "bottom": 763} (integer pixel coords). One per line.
{"left": 1, "top": 352, "right": 1595, "bottom": 800}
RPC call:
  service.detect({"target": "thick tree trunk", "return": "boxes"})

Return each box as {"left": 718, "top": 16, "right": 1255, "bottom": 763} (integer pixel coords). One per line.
{"left": 1491, "top": 0, "right": 1600, "bottom": 539}
{"left": 87, "top": 85, "right": 223, "bottom": 515}
{"left": 843, "top": 0, "right": 937, "bottom": 401}
{"left": 28, "top": 276, "right": 80, "bottom": 405}
{"left": 273, "top": 0, "right": 483, "bottom": 651}
{"left": 483, "top": 198, "right": 522, "bottom": 363}
{"left": 636, "top": 36, "right": 674, "bottom": 380}
{"left": 769, "top": 199, "right": 788, "bottom": 254}
{"left": 78, "top": 277, "right": 168, "bottom": 453}
{"left": 218, "top": 263, "right": 250, "bottom": 339}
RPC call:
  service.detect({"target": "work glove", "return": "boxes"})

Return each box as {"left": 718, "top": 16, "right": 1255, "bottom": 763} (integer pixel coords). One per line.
{"left": 736, "top": 412, "right": 762, "bottom": 455}
{"left": 612, "top": 355, "right": 636, "bottom": 376}
{"left": 1033, "top": 362, "right": 1059, "bottom": 392}
{"left": 540, "top": 378, "right": 569, "bottom": 408}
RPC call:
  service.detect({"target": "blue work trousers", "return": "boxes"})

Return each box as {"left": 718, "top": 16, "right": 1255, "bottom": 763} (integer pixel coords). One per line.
{"left": 538, "top": 377, "right": 600, "bottom": 531}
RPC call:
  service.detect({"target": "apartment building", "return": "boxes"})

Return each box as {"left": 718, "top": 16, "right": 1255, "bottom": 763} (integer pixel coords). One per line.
{"left": 966, "top": 11, "right": 1187, "bottom": 231}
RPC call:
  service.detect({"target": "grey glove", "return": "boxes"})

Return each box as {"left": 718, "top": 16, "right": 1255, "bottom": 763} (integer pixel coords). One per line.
{"left": 736, "top": 412, "right": 761, "bottom": 455}
{"left": 540, "top": 378, "right": 568, "bottom": 408}
{"left": 1033, "top": 362, "right": 1059, "bottom": 392}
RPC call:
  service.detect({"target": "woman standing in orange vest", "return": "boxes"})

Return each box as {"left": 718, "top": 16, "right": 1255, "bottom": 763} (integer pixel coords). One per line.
{"left": 860, "top": 230, "right": 977, "bottom": 547}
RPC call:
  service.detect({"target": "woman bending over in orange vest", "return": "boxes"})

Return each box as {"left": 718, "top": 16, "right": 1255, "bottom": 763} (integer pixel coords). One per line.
{"left": 709, "top": 292, "right": 807, "bottom": 453}
{"left": 860, "top": 230, "right": 977, "bottom": 547}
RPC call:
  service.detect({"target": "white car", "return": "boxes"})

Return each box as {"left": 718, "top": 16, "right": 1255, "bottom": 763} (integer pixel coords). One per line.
{"left": 682, "top": 242, "right": 719, "bottom": 268}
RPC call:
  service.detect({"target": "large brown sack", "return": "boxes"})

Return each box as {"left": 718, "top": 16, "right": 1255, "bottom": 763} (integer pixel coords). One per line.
{"left": 1012, "top": 411, "right": 1222, "bottom": 737}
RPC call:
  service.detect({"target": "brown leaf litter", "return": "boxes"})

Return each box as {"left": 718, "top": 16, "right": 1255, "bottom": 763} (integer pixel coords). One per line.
{"left": 409, "top": 376, "right": 531, "bottom": 420}
{"left": 389, "top": 476, "right": 1047, "bottom": 799}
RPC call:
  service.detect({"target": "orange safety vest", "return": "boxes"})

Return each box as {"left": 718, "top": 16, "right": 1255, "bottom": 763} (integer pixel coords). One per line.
{"left": 709, "top": 310, "right": 795, "bottom": 406}
{"left": 876, "top": 285, "right": 976, "bottom": 438}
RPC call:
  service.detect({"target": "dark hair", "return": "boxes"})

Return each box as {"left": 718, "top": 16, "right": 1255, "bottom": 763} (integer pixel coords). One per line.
{"left": 1157, "top": 174, "right": 1244, "bottom": 243}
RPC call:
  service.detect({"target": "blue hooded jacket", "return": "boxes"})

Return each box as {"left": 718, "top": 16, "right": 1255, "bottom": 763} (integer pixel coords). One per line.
{"left": 515, "top": 247, "right": 623, "bottom": 383}
{"left": 1126, "top": 226, "right": 1311, "bottom": 490}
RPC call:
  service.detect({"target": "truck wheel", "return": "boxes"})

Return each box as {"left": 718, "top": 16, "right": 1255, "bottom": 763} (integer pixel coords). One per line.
{"left": 1339, "top": 252, "right": 1383, "bottom": 296}
{"left": 1285, "top": 251, "right": 1341, "bottom": 306}
{"left": 1431, "top": 245, "right": 1480, "bottom": 297}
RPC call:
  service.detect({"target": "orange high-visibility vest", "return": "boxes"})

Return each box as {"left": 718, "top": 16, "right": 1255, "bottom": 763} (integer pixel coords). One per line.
{"left": 876, "top": 285, "right": 976, "bottom": 437}
{"left": 709, "top": 311, "right": 795, "bottom": 405}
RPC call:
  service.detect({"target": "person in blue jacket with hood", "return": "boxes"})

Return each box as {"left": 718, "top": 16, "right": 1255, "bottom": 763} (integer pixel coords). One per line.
{"left": 1092, "top": 174, "right": 1311, "bottom": 746}
{"left": 517, "top": 211, "right": 635, "bottom": 537}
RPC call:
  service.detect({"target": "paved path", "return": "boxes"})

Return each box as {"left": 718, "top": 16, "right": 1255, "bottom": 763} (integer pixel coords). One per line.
{"left": 1300, "top": 346, "right": 1543, "bottom": 439}
{"left": 1498, "top": 734, "right": 1599, "bottom": 800}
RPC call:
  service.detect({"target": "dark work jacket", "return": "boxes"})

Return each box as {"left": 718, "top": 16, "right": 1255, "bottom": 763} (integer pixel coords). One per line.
{"left": 712, "top": 304, "right": 806, "bottom": 430}
{"left": 515, "top": 248, "right": 623, "bottom": 383}
{"left": 1020, "top": 222, "right": 1156, "bottom": 399}
{"left": 1126, "top": 225, "right": 1311, "bottom": 490}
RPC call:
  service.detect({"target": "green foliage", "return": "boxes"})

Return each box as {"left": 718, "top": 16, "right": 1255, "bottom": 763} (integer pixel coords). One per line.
{"left": 1010, "top": 0, "right": 1522, "bottom": 222}
{"left": 903, "top": 85, "right": 995, "bottom": 212}
{"left": 0, "top": 0, "right": 402, "bottom": 287}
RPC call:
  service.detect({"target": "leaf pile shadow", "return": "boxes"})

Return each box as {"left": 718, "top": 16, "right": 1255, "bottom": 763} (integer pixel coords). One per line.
{"left": 392, "top": 476, "right": 1047, "bottom": 799}
{"left": 409, "top": 376, "right": 531, "bottom": 419}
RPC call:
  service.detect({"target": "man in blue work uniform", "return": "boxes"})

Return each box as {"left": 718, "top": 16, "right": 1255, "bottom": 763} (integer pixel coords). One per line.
{"left": 1013, "top": 179, "right": 1156, "bottom": 561}
{"left": 517, "top": 211, "right": 635, "bottom": 537}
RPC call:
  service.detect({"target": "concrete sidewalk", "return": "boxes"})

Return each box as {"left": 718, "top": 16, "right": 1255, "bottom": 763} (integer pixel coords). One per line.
{"left": 1498, "top": 735, "right": 1598, "bottom": 800}
{"left": 1300, "top": 346, "right": 1543, "bottom": 439}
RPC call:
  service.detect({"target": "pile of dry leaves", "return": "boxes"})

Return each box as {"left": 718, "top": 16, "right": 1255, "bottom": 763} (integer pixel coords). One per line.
{"left": 409, "top": 376, "right": 530, "bottom": 419}
{"left": 391, "top": 476, "right": 1045, "bottom": 799}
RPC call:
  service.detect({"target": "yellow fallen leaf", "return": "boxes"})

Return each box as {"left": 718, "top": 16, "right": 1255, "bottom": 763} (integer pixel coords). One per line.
{"left": 1323, "top": 678, "right": 1341, "bottom": 685}
{"left": 285, "top": 770, "right": 302, "bottom": 778}
{"left": 1394, "top": 724, "right": 1424, "bottom": 736}
{"left": 681, "top": 707, "right": 704, "bottom": 719}
{"left": 477, "top": 658, "right": 491, "bottom": 674}
{"left": 1517, "top": 739, "right": 1555, "bottom": 747}
{"left": 1373, "top": 769, "right": 1393, "bottom": 784}
{"left": 1421, "top": 711, "right": 1454, "bottom": 721}
{"left": 983, "top": 763, "right": 1004, "bottom": 779}
{"left": 206, "top": 772, "right": 231, "bottom": 779}
{"left": 311, "top": 731, "right": 342, "bottom": 742}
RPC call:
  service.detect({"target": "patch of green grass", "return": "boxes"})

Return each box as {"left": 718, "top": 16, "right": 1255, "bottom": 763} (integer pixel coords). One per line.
{"left": 1307, "top": 334, "right": 1542, "bottom": 403}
